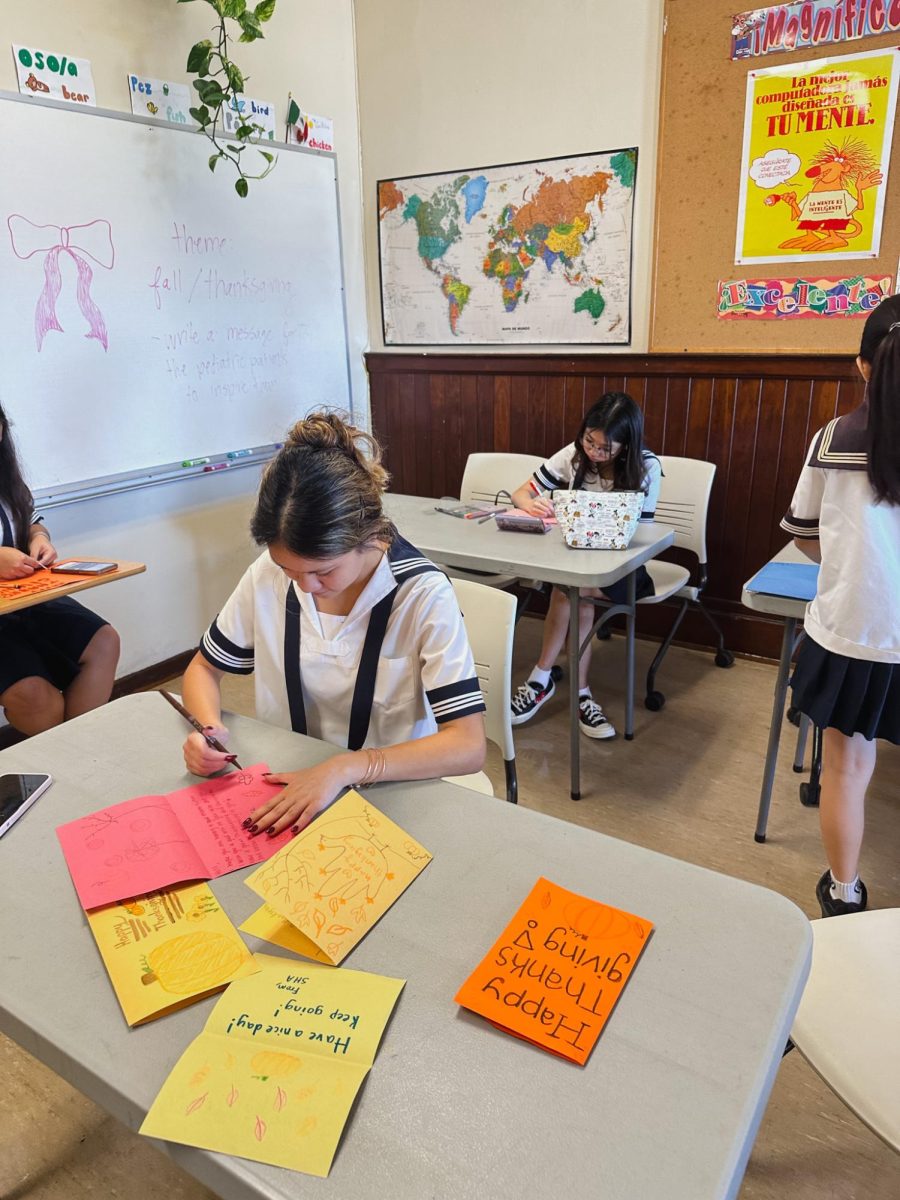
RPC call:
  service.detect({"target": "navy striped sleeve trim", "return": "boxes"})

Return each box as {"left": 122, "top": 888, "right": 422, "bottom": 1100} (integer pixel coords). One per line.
{"left": 427, "top": 677, "right": 486, "bottom": 723}
{"left": 200, "top": 618, "right": 255, "bottom": 675}
{"left": 388, "top": 535, "right": 441, "bottom": 582}
{"left": 780, "top": 513, "right": 820, "bottom": 538}
{"left": 533, "top": 464, "right": 565, "bottom": 492}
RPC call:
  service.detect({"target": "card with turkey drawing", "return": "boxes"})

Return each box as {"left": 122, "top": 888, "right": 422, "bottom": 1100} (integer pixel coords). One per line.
{"left": 243, "top": 790, "right": 432, "bottom": 965}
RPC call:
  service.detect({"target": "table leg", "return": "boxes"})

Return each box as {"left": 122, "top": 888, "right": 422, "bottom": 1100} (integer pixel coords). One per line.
{"left": 624, "top": 570, "right": 636, "bottom": 741}
{"left": 754, "top": 617, "right": 797, "bottom": 844}
{"left": 569, "top": 586, "right": 581, "bottom": 801}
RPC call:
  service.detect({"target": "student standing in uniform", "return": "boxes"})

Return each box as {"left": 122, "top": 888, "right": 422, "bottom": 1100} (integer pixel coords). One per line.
{"left": 0, "top": 403, "right": 120, "bottom": 734}
{"left": 182, "top": 413, "right": 486, "bottom": 834}
{"left": 508, "top": 393, "right": 661, "bottom": 739}
{"left": 781, "top": 296, "right": 900, "bottom": 916}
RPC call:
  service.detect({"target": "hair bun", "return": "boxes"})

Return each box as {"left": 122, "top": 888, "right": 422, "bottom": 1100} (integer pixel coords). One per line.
{"left": 283, "top": 411, "right": 389, "bottom": 492}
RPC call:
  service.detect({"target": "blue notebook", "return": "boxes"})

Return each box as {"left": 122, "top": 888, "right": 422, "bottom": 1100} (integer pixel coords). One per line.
{"left": 746, "top": 561, "right": 819, "bottom": 602}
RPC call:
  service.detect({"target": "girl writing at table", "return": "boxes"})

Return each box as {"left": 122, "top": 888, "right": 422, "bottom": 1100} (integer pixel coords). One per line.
{"left": 182, "top": 412, "right": 486, "bottom": 834}
{"left": 508, "top": 392, "right": 661, "bottom": 739}
{"left": 0, "top": 403, "right": 120, "bottom": 734}
{"left": 781, "top": 295, "right": 900, "bottom": 917}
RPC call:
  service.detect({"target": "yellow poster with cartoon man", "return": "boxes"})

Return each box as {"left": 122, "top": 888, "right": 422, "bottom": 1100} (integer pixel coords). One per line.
{"left": 736, "top": 48, "right": 900, "bottom": 264}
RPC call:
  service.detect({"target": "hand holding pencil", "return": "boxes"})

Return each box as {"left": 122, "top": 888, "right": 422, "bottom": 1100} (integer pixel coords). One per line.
{"left": 159, "top": 689, "right": 243, "bottom": 775}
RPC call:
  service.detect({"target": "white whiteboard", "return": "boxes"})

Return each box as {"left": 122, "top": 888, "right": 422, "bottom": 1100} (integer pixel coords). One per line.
{"left": 0, "top": 94, "right": 351, "bottom": 492}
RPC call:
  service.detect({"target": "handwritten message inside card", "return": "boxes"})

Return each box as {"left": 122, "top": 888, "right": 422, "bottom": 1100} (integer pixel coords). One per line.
{"left": 244, "top": 791, "right": 432, "bottom": 964}
{"left": 455, "top": 877, "right": 653, "bottom": 1065}
{"left": 57, "top": 765, "right": 291, "bottom": 909}
{"left": 140, "top": 953, "right": 404, "bottom": 1176}
{"left": 86, "top": 882, "right": 257, "bottom": 1026}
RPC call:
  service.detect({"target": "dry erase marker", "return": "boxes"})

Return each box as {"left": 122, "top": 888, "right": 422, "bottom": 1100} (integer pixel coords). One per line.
{"left": 203, "top": 462, "right": 229, "bottom": 472}
{"left": 183, "top": 457, "right": 211, "bottom": 468}
{"left": 227, "top": 448, "right": 252, "bottom": 459}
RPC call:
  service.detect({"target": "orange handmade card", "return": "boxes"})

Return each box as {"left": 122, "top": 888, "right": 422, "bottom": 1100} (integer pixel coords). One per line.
{"left": 455, "top": 877, "right": 653, "bottom": 1066}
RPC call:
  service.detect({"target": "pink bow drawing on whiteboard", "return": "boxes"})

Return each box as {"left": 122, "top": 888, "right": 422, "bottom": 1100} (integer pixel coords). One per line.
{"left": 6, "top": 215, "right": 115, "bottom": 352}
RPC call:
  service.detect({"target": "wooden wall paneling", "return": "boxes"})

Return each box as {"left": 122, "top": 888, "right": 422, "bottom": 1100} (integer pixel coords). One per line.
{"left": 365, "top": 352, "right": 862, "bottom": 657}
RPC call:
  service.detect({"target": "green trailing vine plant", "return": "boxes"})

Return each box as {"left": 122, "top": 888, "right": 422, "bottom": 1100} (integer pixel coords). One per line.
{"left": 178, "top": 0, "right": 278, "bottom": 197}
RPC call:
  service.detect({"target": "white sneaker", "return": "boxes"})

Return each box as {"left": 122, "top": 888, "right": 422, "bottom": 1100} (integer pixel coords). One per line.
{"left": 578, "top": 695, "right": 615, "bottom": 739}
{"left": 510, "top": 676, "right": 556, "bottom": 726}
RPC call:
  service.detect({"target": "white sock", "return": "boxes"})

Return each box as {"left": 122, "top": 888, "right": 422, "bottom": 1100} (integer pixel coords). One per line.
{"left": 530, "top": 666, "right": 552, "bottom": 688}
{"left": 579, "top": 687, "right": 592, "bottom": 699}
{"left": 829, "top": 872, "right": 862, "bottom": 903}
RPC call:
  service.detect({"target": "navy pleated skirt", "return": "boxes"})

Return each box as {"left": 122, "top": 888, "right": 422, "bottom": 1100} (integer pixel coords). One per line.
{"left": 791, "top": 635, "right": 900, "bottom": 744}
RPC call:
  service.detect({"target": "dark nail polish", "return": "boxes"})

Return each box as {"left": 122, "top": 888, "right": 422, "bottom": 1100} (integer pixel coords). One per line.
{"left": 265, "top": 826, "right": 277, "bottom": 836}
{"left": 290, "top": 826, "right": 299, "bottom": 835}
{"left": 248, "top": 824, "right": 258, "bottom": 833}
{"left": 241, "top": 818, "right": 253, "bottom": 829}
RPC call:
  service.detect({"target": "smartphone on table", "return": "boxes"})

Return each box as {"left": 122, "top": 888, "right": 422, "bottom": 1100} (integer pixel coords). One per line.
{"left": 51, "top": 561, "right": 118, "bottom": 576}
{"left": 0, "top": 773, "right": 53, "bottom": 838}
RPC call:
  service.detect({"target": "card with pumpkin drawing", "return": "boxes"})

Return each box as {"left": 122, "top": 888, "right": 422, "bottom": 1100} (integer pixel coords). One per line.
{"left": 140, "top": 953, "right": 405, "bottom": 1176}
{"left": 85, "top": 882, "right": 258, "bottom": 1026}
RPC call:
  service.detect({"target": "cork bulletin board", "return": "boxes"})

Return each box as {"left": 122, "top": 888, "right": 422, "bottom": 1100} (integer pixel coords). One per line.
{"left": 651, "top": 0, "right": 900, "bottom": 352}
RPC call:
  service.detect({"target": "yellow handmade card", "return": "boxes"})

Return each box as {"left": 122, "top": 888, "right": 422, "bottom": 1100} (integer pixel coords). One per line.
{"left": 239, "top": 903, "right": 333, "bottom": 964}
{"left": 85, "top": 882, "right": 257, "bottom": 1026}
{"left": 140, "top": 953, "right": 405, "bottom": 1177}
{"left": 244, "top": 790, "right": 432, "bottom": 964}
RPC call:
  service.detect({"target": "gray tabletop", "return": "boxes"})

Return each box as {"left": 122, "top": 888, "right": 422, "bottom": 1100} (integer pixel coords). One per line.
{"left": 0, "top": 695, "right": 811, "bottom": 1200}
{"left": 384, "top": 493, "right": 675, "bottom": 586}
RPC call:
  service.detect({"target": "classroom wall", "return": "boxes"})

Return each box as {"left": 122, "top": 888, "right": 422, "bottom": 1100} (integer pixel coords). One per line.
{"left": 0, "top": 0, "right": 366, "bottom": 680}
{"left": 353, "top": 0, "right": 666, "bottom": 355}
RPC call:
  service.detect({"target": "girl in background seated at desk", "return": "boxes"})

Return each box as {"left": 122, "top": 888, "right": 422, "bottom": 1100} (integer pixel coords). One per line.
{"left": 781, "top": 296, "right": 900, "bottom": 917}
{"left": 0, "top": 403, "right": 120, "bottom": 735}
{"left": 509, "top": 392, "right": 661, "bottom": 739}
{"left": 182, "top": 412, "right": 486, "bottom": 834}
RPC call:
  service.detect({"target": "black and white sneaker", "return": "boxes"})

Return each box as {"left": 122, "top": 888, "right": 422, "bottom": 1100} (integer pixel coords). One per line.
{"left": 510, "top": 676, "right": 556, "bottom": 726}
{"left": 578, "top": 695, "right": 616, "bottom": 739}
{"left": 816, "top": 870, "right": 868, "bottom": 918}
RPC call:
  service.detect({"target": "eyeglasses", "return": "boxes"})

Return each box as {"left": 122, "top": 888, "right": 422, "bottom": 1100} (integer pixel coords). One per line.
{"left": 582, "top": 432, "right": 621, "bottom": 459}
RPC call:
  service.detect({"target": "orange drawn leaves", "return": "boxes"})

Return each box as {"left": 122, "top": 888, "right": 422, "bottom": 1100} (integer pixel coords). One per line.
{"left": 226, "top": 1084, "right": 239, "bottom": 1108}
{"left": 274, "top": 1086, "right": 287, "bottom": 1112}
{"left": 185, "top": 1093, "right": 208, "bottom": 1115}
{"left": 189, "top": 1065, "right": 210, "bottom": 1087}
{"left": 254, "top": 1115, "right": 267, "bottom": 1142}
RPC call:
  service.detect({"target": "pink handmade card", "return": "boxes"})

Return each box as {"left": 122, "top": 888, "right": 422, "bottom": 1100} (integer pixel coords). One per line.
{"left": 57, "top": 765, "right": 291, "bottom": 911}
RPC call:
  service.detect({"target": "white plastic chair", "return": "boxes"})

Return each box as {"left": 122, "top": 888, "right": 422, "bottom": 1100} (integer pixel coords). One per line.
{"left": 790, "top": 909, "right": 900, "bottom": 1154}
{"left": 443, "top": 452, "right": 545, "bottom": 590}
{"left": 593, "top": 456, "right": 734, "bottom": 710}
{"left": 442, "top": 578, "right": 518, "bottom": 803}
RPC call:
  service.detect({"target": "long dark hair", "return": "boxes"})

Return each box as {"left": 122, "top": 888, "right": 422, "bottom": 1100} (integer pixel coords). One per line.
{"left": 860, "top": 296, "right": 900, "bottom": 506}
{"left": 251, "top": 412, "right": 395, "bottom": 558}
{"left": 0, "top": 403, "right": 34, "bottom": 551}
{"left": 571, "top": 392, "right": 647, "bottom": 491}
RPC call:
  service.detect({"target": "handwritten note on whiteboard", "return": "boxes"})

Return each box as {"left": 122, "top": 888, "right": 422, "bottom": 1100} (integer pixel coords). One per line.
{"left": 56, "top": 765, "right": 292, "bottom": 909}
{"left": 140, "top": 954, "right": 404, "bottom": 1176}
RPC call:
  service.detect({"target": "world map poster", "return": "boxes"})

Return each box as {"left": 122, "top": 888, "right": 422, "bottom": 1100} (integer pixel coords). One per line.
{"left": 377, "top": 149, "right": 637, "bottom": 345}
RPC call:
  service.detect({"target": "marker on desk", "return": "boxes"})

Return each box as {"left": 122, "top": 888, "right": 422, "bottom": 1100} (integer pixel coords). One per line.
{"left": 183, "top": 457, "right": 211, "bottom": 468}
{"left": 227, "top": 448, "right": 253, "bottom": 460}
{"left": 203, "top": 462, "right": 229, "bottom": 472}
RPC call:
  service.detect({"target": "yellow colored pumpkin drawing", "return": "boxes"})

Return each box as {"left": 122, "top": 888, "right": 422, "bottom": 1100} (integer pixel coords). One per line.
{"left": 250, "top": 1051, "right": 303, "bottom": 1080}
{"left": 140, "top": 932, "right": 246, "bottom": 994}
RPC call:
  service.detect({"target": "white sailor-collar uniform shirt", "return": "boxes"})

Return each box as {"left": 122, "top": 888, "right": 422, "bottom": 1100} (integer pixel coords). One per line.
{"left": 200, "top": 534, "right": 486, "bottom": 748}
{"left": 781, "top": 404, "right": 900, "bottom": 663}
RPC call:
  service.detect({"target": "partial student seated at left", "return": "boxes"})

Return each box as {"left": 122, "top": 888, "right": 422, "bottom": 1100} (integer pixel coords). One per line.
{"left": 0, "top": 403, "right": 120, "bottom": 734}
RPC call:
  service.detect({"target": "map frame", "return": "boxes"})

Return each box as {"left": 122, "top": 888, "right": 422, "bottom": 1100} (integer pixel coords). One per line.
{"left": 376, "top": 147, "right": 638, "bottom": 348}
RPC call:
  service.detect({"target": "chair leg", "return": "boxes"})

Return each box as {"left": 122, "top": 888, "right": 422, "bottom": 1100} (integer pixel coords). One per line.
{"left": 800, "top": 724, "right": 822, "bottom": 808}
{"left": 504, "top": 759, "right": 518, "bottom": 805}
{"left": 696, "top": 599, "right": 735, "bottom": 667}
{"left": 793, "top": 714, "right": 810, "bottom": 773}
{"left": 645, "top": 598, "right": 689, "bottom": 703}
